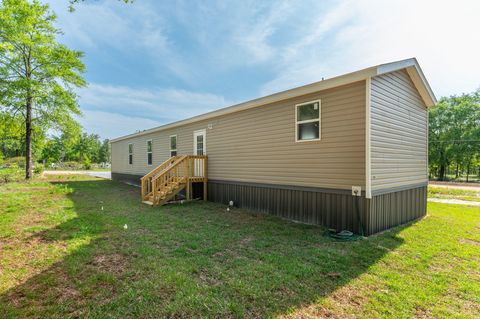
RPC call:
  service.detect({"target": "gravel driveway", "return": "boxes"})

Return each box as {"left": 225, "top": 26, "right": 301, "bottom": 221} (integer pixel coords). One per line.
{"left": 43, "top": 170, "right": 111, "bottom": 179}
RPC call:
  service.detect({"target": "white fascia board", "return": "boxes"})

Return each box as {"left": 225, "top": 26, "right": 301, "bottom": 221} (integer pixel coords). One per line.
{"left": 376, "top": 58, "right": 437, "bottom": 107}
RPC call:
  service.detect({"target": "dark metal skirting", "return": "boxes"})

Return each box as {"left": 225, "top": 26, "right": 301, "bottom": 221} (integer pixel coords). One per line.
{"left": 111, "top": 172, "right": 143, "bottom": 186}
{"left": 367, "top": 186, "right": 427, "bottom": 235}
{"left": 208, "top": 180, "right": 427, "bottom": 236}
{"left": 208, "top": 180, "right": 368, "bottom": 235}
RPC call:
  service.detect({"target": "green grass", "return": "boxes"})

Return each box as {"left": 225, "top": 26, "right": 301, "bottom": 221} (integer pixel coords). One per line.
{"left": 0, "top": 176, "right": 479, "bottom": 318}
{"left": 428, "top": 185, "right": 480, "bottom": 202}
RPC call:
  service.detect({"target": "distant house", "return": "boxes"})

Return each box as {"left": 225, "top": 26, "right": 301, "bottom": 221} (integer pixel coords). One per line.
{"left": 110, "top": 58, "right": 436, "bottom": 235}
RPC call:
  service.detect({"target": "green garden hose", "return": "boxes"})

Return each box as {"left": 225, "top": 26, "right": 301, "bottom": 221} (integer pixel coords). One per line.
{"left": 326, "top": 195, "right": 365, "bottom": 241}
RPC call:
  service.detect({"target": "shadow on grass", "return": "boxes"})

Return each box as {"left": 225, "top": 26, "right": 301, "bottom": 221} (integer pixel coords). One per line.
{"left": 0, "top": 178, "right": 406, "bottom": 318}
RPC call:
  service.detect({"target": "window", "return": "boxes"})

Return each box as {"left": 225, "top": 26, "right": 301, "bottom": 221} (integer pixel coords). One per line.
{"left": 295, "top": 100, "right": 321, "bottom": 142}
{"left": 195, "top": 134, "right": 204, "bottom": 155}
{"left": 128, "top": 143, "right": 133, "bottom": 165}
{"left": 146, "top": 140, "right": 152, "bottom": 165}
{"left": 170, "top": 135, "right": 177, "bottom": 157}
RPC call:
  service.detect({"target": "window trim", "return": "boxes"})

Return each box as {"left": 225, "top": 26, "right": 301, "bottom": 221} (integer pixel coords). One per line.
{"left": 146, "top": 139, "right": 152, "bottom": 166}
{"left": 295, "top": 99, "right": 321, "bottom": 143}
{"left": 128, "top": 143, "right": 133, "bottom": 165}
{"left": 169, "top": 135, "right": 177, "bottom": 157}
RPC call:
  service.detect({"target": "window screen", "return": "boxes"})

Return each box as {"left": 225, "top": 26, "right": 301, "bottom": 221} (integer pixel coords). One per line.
{"left": 296, "top": 101, "right": 320, "bottom": 141}
{"left": 128, "top": 143, "right": 133, "bottom": 164}
{"left": 147, "top": 140, "right": 152, "bottom": 165}
{"left": 170, "top": 135, "right": 177, "bottom": 157}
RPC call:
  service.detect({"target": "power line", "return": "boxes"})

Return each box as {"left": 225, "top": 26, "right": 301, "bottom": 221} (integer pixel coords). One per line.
{"left": 429, "top": 140, "right": 480, "bottom": 143}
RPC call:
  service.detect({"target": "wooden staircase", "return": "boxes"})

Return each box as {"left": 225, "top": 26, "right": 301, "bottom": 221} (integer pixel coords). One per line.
{"left": 140, "top": 155, "right": 208, "bottom": 206}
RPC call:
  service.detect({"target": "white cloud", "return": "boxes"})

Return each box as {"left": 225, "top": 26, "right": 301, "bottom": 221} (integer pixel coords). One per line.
{"left": 77, "top": 110, "right": 161, "bottom": 140}
{"left": 343, "top": 0, "right": 480, "bottom": 97}
{"left": 77, "top": 83, "right": 231, "bottom": 138}
{"left": 233, "top": 1, "right": 293, "bottom": 63}
{"left": 260, "top": 0, "right": 480, "bottom": 98}
{"left": 50, "top": 0, "right": 164, "bottom": 51}
{"left": 48, "top": 0, "right": 199, "bottom": 82}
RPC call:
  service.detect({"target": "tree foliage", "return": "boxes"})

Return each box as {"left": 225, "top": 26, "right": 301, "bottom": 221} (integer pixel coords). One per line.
{"left": 0, "top": 0, "right": 86, "bottom": 178}
{"left": 0, "top": 110, "right": 46, "bottom": 158}
{"left": 429, "top": 90, "right": 480, "bottom": 181}
{"left": 41, "top": 132, "right": 110, "bottom": 166}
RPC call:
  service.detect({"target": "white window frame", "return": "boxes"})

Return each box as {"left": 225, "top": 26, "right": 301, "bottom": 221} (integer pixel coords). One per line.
{"left": 128, "top": 143, "right": 133, "bottom": 165}
{"left": 295, "top": 99, "right": 321, "bottom": 142}
{"left": 169, "top": 135, "right": 177, "bottom": 157}
{"left": 146, "top": 139, "right": 153, "bottom": 166}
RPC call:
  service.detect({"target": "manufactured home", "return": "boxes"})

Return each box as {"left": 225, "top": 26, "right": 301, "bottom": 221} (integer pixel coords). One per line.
{"left": 111, "top": 58, "right": 435, "bottom": 235}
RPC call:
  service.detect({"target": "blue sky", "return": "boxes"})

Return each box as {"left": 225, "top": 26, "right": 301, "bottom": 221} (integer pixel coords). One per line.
{"left": 47, "top": 0, "right": 480, "bottom": 139}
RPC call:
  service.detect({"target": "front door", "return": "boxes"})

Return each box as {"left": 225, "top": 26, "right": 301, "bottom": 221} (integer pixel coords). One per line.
{"left": 193, "top": 129, "right": 206, "bottom": 176}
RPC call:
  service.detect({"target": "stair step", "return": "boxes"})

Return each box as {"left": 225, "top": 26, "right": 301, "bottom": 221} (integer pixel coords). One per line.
{"left": 143, "top": 180, "right": 187, "bottom": 206}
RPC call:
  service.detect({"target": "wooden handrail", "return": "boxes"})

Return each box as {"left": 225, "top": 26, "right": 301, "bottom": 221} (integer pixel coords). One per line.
{"left": 151, "top": 155, "right": 187, "bottom": 179}
{"left": 141, "top": 155, "right": 207, "bottom": 203}
{"left": 141, "top": 155, "right": 180, "bottom": 181}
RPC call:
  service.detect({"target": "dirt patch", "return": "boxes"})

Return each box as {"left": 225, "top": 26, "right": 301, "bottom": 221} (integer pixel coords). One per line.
{"left": 198, "top": 269, "right": 222, "bottom": 286}
{"left": 279, "top": 283, "right": 372, "bottom": 319}
{"left": 53, "top": 272, "right": 83, "bottom": 303}
{"left": 326, "top": 272, "right": 342, "bottom": 279}
{"left": 460, "top": 238, "right": 480, "bottom": 247}
{"left": 280, "top": 305, "right": 356, "bottom": 319}
{"left": 0, "top": 186, "right": 50, "bottom": 193}
{"left": 414, "top": 308, "right": 435, "bottom": 319}
{"left": 239, "top": 236, "right": 254, "bottom": 245}
{"left": 330, "top": 285, "right": 369, "bottom": 308}
{"left": 89, "top": 253, "right": 126, "bottom": 275}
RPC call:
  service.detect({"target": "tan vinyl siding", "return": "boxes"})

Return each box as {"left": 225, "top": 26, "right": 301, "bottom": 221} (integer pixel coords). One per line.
{"left": 370, "top": 70, "right": 428, "bottom": 192}
{"left": 111, "top": 81, "right": 366, "bottom": 190}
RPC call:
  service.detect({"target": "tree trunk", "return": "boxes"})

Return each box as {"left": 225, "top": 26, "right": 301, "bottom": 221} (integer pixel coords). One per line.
{"left": 438, "top": 164, "right": 446, "bottom": 181}
{"left": 466, "top": 161, "right": 471, "bottom": 183}
{"left": 25, "top": 96, "right": 33, "bottom": 180}
{"left": 455, "top": 163, "right": 459, "bottom": 179}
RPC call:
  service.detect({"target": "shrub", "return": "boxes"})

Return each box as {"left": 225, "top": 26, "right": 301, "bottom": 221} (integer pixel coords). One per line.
{"left": 0, "top": 172, "right": 12, "bottom": 184}
{"left": 54, "top": 161, "right": 83, "bottom": 170}
{"left": 34, "top": 163, "right": 44, "bottom": 174}
{"left": 83, "top": 157, "right": 92, "bottom": 170}
{"left": 4, "top": 156, "right": 26, "bottom": 168}
{"left": 0, "top": 167, "right": 23, "bottom": 184}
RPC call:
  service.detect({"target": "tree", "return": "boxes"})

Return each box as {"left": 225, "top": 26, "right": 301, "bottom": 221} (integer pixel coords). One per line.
{"left": 0, "top": 0, "right": 86, "bottom": 179}
{"left": 0, "top": 111, "right": 23, "bottom": 158}
{"left": 98, "top": 139, "right": 111, "bottom": 163}
{"left": 429, "top": 90, "right": 480, "bottom": 181}
{"left": 74, "top": 132, "right": 101, "bottom": 163}
{"left": 0, "top": 108, "right": 47, "bottom": 161}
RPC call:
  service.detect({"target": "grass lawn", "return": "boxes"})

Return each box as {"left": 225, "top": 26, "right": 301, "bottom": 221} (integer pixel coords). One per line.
{"left": 0, "top": 176, "right": 479, "bottom": 318}
{"left": 428, "top": 185, "right": 480, "bottom": 202}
